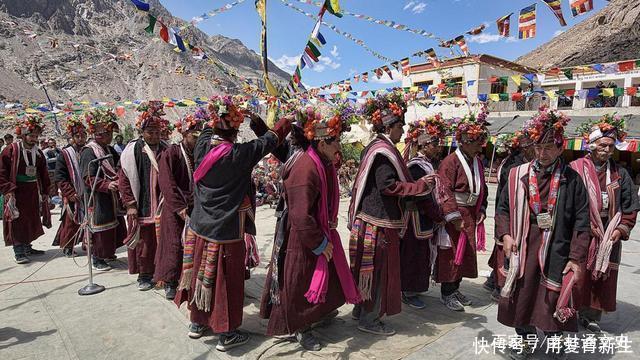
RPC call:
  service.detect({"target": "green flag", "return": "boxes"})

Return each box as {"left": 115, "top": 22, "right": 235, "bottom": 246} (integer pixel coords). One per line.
{"left": 563, "top": 69, "right": 573, "bottom": 80}
{"left": 145, "top": 14, "right": 157, "bottom": 35}
{"left": 499, "top": 76, "right": 509, "bottom": 86}
{"left": 306, "top": 41, "right": 321, "bottom": 58}
{"left": 614, "top": 87, "right": 625, "bottom": 97}
{"left": 324, "top": 0, "right": 343, "bottom": 17}
{"left": 499, "top": 93, "right": 509, "bottom": 101}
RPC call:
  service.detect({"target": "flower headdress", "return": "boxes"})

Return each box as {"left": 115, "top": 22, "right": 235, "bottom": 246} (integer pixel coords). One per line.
{"left": 175, "top": 107, "right": 208, "bottom": 134}
{"left": 494, "top": 131, "right": 522, "bottom": 154}
{"left": 15, "top": 114, "right": 45, "bottom": 136}
{"left": 578, "top": 113, "right": 627, "bottom": 143}
{"left": 64, "top": 114, "right": 86, "bottom": 135}
{"left": 405, "top": 113, "right": 448, "bottom": 146}
{"left": 523, "top": 106, "right": 570, "bottom": 146}
{"left": 453, "top": 106, "right": 490, "bottom": 144}
{"left": 136, "top": 101, "right": 166, "bottom": 130}
{"left": 85, "top": 108, "right": 118, "bottom": 134}
{"left": 362, "top": 89, "right": 408, "bottom": 127}
{"left": 207, "top": 95, "right": 245, "bottom": 130}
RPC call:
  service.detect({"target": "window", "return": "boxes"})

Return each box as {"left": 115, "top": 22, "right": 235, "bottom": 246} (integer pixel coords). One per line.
{"left": 414, "top": 80, "right": 433, "bottom": 87}
{"left": 442, "top": 77, "right": 462, "bottom": 97}
{"left": 557, "top": 95, "right": 574, "bottom": 109}
{"left": 490, "top": 78, "right": 507, "bottom": 94}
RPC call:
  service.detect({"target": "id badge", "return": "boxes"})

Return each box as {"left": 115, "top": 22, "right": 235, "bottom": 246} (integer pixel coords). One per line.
{"left": 25, "top": 166, "right": 37, "bottom": 177}
{"left": 601, "top": 192, "right": 609, "bottom": 210}
{"left": 537, "top": 212, "right": 553, "bottom": 230}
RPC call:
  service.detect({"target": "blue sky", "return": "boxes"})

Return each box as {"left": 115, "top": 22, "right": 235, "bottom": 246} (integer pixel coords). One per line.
{"left": 159, "top": 0, "right": 607, "bottom": 90}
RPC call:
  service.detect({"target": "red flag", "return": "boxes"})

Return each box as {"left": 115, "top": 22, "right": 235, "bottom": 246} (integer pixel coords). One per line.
{"left": 627, "top": 87, "right": 638, "bottom": 96}
{"left": 511, "top": 93, "right": 524, "bottom": 101}
{"left": 159, "top": 23, "right": 169, "bottom": 43}
{"left": 618, "top": 61, "right": 635, "bottom": 72}
{"left": 382, "top": 65, "right": 393, "bottom": 79}
{"left": 497, "top": 13, "right": 513, "bottom": 37}
{"left": 400, "top": 58, "right": 410, "bottom": 75}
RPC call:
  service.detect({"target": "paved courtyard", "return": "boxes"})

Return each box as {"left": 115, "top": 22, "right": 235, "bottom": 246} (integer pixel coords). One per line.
{"left": 1, "top": 184, "right": 639, "bottom": 359}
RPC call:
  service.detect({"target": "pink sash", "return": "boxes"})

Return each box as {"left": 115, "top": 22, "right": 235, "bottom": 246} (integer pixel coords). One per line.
{"left": 304, "top": 147, "right": 361, "bottom": 304}
{"left": 193, "top": 142, "right": 232, "bottom": 184}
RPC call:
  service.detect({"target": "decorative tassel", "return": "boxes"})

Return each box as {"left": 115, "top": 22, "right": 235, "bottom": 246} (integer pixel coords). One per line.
{"left": 358, "top": 272, "right": 373, "bottom": 301}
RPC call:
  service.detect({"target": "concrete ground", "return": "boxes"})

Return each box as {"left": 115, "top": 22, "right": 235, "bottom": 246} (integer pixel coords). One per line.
{"left": 1, "top": 184, "right": 639, "bottom": 359}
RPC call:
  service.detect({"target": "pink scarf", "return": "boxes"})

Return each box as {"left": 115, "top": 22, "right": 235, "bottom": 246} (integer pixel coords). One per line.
{"left": 304, "top": 147, "right": 361, "bottom": 305}
{"left": 193, "top": 142, "right": 232, "bottom": 184}
{"left": 454, "top": 157, "right": 487, "bottom": 266}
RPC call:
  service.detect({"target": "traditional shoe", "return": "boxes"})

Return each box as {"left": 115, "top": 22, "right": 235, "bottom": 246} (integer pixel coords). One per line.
{"left": 454, "top": 290, "right": 472, "bottom": 306}
{"left": 483, "top": 277, "right": 495, "bottom": 292}
{"left": 402, "top": 293, "right": 426, "bottom": 309}
{"left": 105, "top": 255, "right": 117, "bottom": 261}
{"left": 441, "top": 294, "right": 465, "bottom": 312}
{"left": 15, "top": 254, "right": 30, "bottom": 264}
{"left": 490, "top": 288, "right": 501, "bottom": 302}
{"left": 580, "top": 317, "right": 602, "bottom": 333}
{"left": 351, "top": 306, "right": 361, "bottom": 320}
{"left": 187, "top": 323, "right": 208, "bottom": 339}
{"left": 62, "top": 248, "right": 75, "bottom": 258}
{"left": 216, "top": 330, "right": 249, "bottom": 352}
{"left": 25, "top": 246, "right": 45, "bottom": 256}
{"left": 357, "top": 321, "right": 396, "bottom": 336}
{"left": 164, "top": 285, "right": 177, "bottom": 300}
{"left": 296, "top": 331, "right": 322, "bottom": 351}
{"left": 137, "top": 279, "right": 154, "bottom": 291}
{"left": 92, "top": 259, "right": 112, "bottom": 271}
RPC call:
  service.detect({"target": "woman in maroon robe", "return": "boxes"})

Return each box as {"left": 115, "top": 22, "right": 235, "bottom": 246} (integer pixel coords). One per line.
{"left": 260, "top": 106, "right": 359, "bottom": 351}
{"left": 0, "top": 114, "right": 51, "bottom": 264}
{"left": 154, "top": 111, "right": 204, "bottom": 300}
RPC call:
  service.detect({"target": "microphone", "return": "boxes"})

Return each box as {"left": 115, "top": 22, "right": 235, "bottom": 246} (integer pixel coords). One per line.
{"left": 90, "top": 154, "right": 113, "bottom": 163}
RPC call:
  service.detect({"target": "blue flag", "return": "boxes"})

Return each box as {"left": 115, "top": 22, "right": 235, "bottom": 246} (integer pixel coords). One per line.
{"left": 523, "top": 73, "right": 536, "bottom": 83}
{"left": 130, "top": 0, "right": 150, "bottom": 12}
{"left": 478, "top": 94, "right": 488, "bottom": 102}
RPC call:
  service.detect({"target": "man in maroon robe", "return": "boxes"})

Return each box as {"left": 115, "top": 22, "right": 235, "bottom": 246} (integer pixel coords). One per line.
{"left": 260, "top": 106, "right": 361, "bottom": 351}
{"left": 154, "top": 110, "right": 205, "bottom": 300}
{"left": 53, "top": 115, "right": 88, "bottom": 257}
{"left": 400, "top": 114, "right": 452, "bottom": 309}
{"left": 348, "top": 91, "right": 434, "bottom": 336}
{"left": 496, "top": 108, "right": 590, "bottom": 359}
{"left": 436, "top": 110, "right": 490, "bottom": 312}
{"left": 0, "top": 114, "right": 51, "bottom": 264}
{"left": 80, "top": 109, "right": 126, "bottom": 271}
{"left": 174, "top": 96, "right": 291, "bottom": 352}
{"left": 119, "top": 101, "right": 168, "bottom": 290}
{"left": 570, "top": 115, "right": 639, "bottom": 333}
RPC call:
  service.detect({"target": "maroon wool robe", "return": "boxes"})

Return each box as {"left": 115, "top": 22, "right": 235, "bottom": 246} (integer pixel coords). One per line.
{"left": 260, "top": 151, "right": 345, "bottom": 336}
{"left": 154, "top": 144, "right": 193, "bottom": 285}
{"left": 0, "top": 143, "right": 51, "bottom": 247}
{"left": 53, "top": 146, "right": 82, "bottom": 249}
{"left": 435, "top": 152, "right": 487, "bottom": 283}
{"left": 573, "top": 162, "right": 638, "bottom": 313}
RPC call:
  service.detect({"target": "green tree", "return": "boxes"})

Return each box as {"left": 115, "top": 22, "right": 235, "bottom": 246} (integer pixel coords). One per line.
{"left": 341, "top": 142, "right": 362, "bottom": 163}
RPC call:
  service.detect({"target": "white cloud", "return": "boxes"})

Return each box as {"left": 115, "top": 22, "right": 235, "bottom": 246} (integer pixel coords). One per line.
{"left": 316, "top": 56, "right": 341, "bottom": 72}
{"left": 412, "top": 2, "right": 427, "bottom": 14}
{"left": 468, "top": 33, "right": 502, "bottom": 44}
{"left": 553, "top": 30, "right": 565, "bottom": 37}
{"left": 370, "top": 68, "right": 402, "bottom": 85}
{"left": 330, "top": 45, "right": 340, "bottom": 59}
{"left": 505, "top": 36, "right": 520, "bottom": 43}
{"left": 270, "top": 54, "right": 298, "bottom": 74}
{"left": 403, "top": 1, "right": 415, "bottom": 11}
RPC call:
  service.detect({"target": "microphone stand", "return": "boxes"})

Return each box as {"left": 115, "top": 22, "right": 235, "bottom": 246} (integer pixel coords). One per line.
{"left": 78, "top": 156, "right": 110, "bottom": 295}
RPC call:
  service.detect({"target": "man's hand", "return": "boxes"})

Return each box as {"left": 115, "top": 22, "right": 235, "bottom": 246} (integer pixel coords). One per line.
{"left": 611, "top": 229, "right": 622, "bottom": 244}
{"left": 126, "top": 207, "right": 138, "bottom": 217}
{"left": 502, "top": 234, "right": 516, "bottom": 257}
{"left": 477, "top": 213, "right": 486, "bottom": 225}
{"left": 322, "top": 241, "right": 334, "bottom": 262}
{"left": 108, "top": 181, "right": 118, "bottom": 191}
{"left": 5, "top": 192, "right": 14, "bottom": 201}
{"left": 421, "top": 174, "right": 436, "bottom": 192}
{"left": 452, "top": 218, "right": 465, "bottom": 232}
{"left": 563, "top": 260, "right": 582, "bottom": 283}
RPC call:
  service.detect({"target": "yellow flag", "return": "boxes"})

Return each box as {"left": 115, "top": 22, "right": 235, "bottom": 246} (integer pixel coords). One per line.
{"left": 511, "top": 75, "right": 522, "bottom": 87}
{"left": 602, "top": 88, "right": 614, "bottom": 97}
{"left": 410, "top": 86, "right": 419, "bottom": 92}
{"left": 25, "top": 108, "right": 38, "bottom": 113}
{"left": 574, "top": 139, "right": 583, "bottom": 151}
{"left": 489, "top": 94, "right": 500, "bottom": 102}
{"left": 545, "top": 91, "right": 557, "bottom": 99}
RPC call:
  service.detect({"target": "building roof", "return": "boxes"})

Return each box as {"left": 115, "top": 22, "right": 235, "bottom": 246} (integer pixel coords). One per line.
{"left": 487, "top": 114, "right": 640, "bottom": 137}
{"left": 409, "top": 54, "right": 538, "bottom": 75}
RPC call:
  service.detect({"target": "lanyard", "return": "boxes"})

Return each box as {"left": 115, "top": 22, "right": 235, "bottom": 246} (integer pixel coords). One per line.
{"left": 528, "top": 161, "right": 562, "bottom": 216}
{"left": 21, "top": 142, "right": 37, "bottom": 168}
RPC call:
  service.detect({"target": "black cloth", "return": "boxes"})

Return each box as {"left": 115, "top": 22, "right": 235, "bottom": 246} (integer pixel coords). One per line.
{"left": 496, "top": 161, "right": 590, "bottom": 286}
{"left": 43, "top": 148, "right": 60, "bottom": 171}
{"left": 407, "top": 163, "right": 435, "bottom": 235}
{"left": 131, "top": 139, "right": 167, "bottom": 218}
{"left": 54, "top": 149, "right": 78, "bottom": 217}
{"left": 495, "top": 152, "right": 527, "bottom": 214}
{"left": 190, "top": 127, "right": 281, "bottom": 242}
{"left": 79, "top": 145, "right": 120, "bottom": 229}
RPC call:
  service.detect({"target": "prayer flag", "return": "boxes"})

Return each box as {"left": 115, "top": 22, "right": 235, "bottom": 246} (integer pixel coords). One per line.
{"left": 511, "top": 75, "right": 522, "bottom": 86}
{"left": 454, "top": 35, "right": 469, "bottom": 56}
{"left": 545, "top": 90, "right": 557, "bottom": 99}
{"left": 401, "top": 58, "right": 411, "bottom": 75}
{"left": 497, "top": 13, "right": 513, "bottom": 37}
{"left": 130, "top": 0, "right": 150, "bottom": 12}
{"left": 354, "top": 74, "right": 359, "bottom": 83}
{"left": 565, "top": 89, "right": 576, "bottom": 97}
{"left": 499, "top": 93, "right": 509, "bottom": 101}
{"left": 604, "top": 63, "right": 619, "bottom": 74}
{"left": 144, "top": 14, "right": 157, "bottom": 35}
{"left": 391, "top": 61, "right": 401, "bottom": 72}
{"left": 523, "top": 73, "right": 536, "bottom": 83}
{"left": 362, "top": 72, "right": 368, "bottom": 82}
{"left": 570, "top": 0, "right": 593, "bottom": 17}
{"left": 467, "top": 80, "right": 476, "bottom": 87}
{"left": 563, "top": 69, "right": 573, "bottom": 80}
{"left": 478, "top": 94, "right": 488, "bottom": 102}
{"left": 425, "top": 48, "right": 440, "bottom": 67}
{"left": 627, "top": 87, "right": 638, "bottom": 96}
{"left": 618, "top": 61, "right": 635, "bottom": 72}
{"left": 174, "top": 33, "right": 186, "bottom": 52}
{"left": 587, "top": 88, "right": 600, "bottom": 98}
{"left": 488, "top": 94, "right": 500, "bottom": 102}
{"left": 542, "top": 0, "right": 567, "bottom": 27}
{"left": 159, "top": 23, "right": 169, "bottom": 43}
{"left": 518, "top": 4, "right": 537, "bottom": 40}
{"left": 499, "top": 76, "right": 509, "bottom": 86}
{"left": 614, "top": 88, "right": 624, "bottom": 97}
{"left": 591, "top": 64, "right": 604, "bottom": 73}
{"left": 382, "top": 65, "right": 393, "bottom": 79}
{"left": 316, "top": 32, "right": 327, "bottom": 45}
{"left": 511, "top": 93, "right": 524, "bottom": 101}
{"left": 306, "top": 41, "right": 321, "bottom": 58}
{"left": 466, "top": 24, "right": 486, "bottom": 36}
{"left": 324, "top": 0, "right": 343, "bottom": 18}
{"left": 602, "top": 88, "right": 614, "bottom": 97}
{"left": 375, "top": 68, "right": 383, "bottom": 79}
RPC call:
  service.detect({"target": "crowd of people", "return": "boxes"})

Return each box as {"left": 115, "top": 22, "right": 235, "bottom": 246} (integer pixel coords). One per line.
{"left": 0, "top": 93, "right": 637, "bottom": 359}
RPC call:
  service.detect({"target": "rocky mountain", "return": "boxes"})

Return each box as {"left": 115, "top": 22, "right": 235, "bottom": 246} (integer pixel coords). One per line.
{"left": 0, "top": 0, "right": 292, "bottom": 105}
{"left": 517, "top": 0, "right": 640, "bottom": 68}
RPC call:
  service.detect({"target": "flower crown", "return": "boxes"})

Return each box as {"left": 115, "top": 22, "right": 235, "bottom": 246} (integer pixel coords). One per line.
{"left": 405, "top": 113, "right": 448, "bottom": 145}
{"left": 136, "top": 101, "right": 166, "bottom": 130}
{"left": 175, "top": 108, "right": 208, "bottom": 134}
{"left": 15, "top": 114, "right": 45, "bottom": 136}
{"left": 524, "top": 106, "right": 570, "bottom": 145}
{"left": 65, "top": 114, "right": 86, "bottom": 135}
{"left": 453, "top": 107, "right": 490, "bottom": 144}
{"left": 495, "top": 132, "right": 522, "bottom": 154}
{"left": 578, "top": 113, "right": 627, "bottom": 142}
{"left": 362, "top": 90, "right": 408, "bottom": 127}
{"left": 85, "top": 108, "right": 118, "bottom": 134}
{"left": 207, "top": 95, "right": 245, "bottom": 130}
